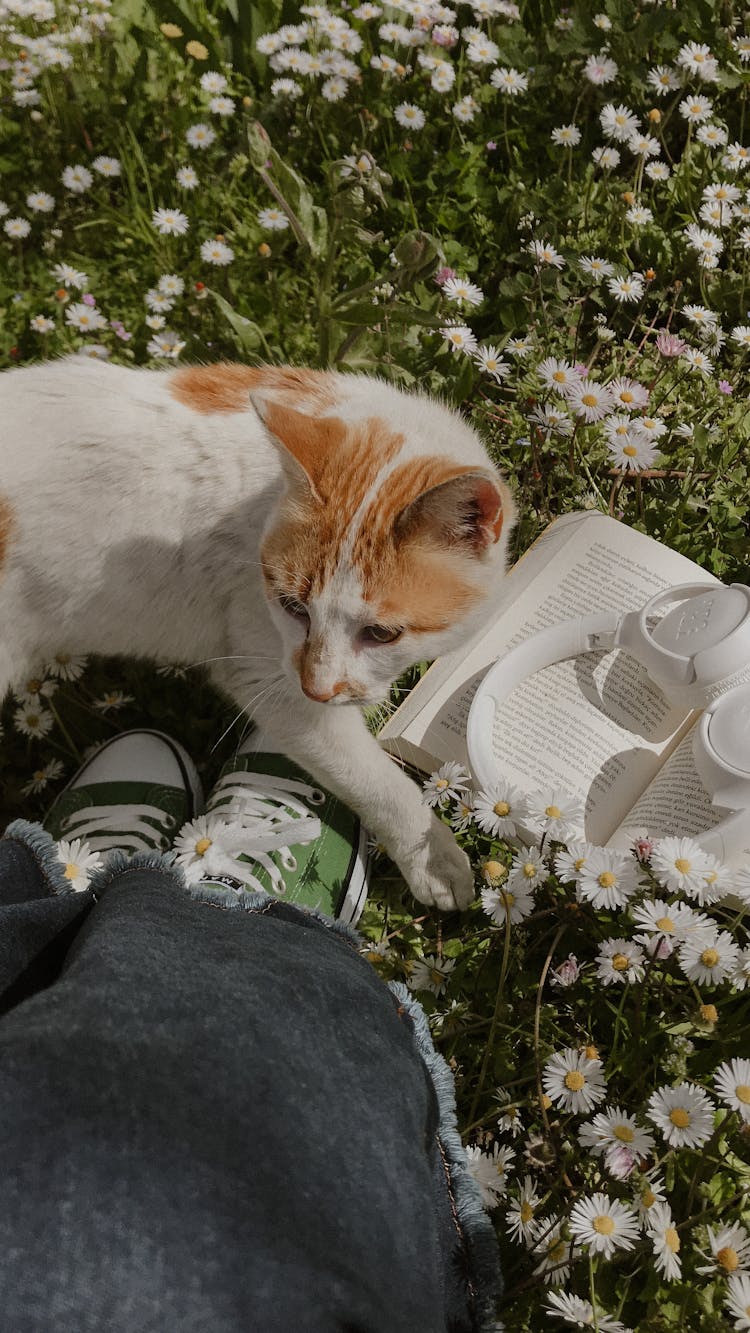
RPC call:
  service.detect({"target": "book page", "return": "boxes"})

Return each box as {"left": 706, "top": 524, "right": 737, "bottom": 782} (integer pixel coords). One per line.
{"left": 608, "top": 730, "right": 727, "bottom": 845}
{"left": 381, "top": 516, "right": 719, "bottom": 845}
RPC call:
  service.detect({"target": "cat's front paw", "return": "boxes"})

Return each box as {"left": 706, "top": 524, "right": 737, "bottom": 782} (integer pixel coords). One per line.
{"left": 398, "top": 814, "right": 475, "bottom": 912}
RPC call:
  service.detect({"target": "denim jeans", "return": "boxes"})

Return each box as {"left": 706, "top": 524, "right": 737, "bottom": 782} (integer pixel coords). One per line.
{"left": 0, "top": 819, "right": 500, "bottom": 1333}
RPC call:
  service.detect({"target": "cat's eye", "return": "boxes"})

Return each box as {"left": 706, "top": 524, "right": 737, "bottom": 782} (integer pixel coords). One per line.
{"left": 361, "top": 624, "right": 404, "bottom": 646}
{"left": 279, "top": 594, "right": 309, "bottom": 621}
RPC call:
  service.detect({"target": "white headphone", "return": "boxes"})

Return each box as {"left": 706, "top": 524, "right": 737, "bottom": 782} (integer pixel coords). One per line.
{"left": 466, "top": 583, "right": 750, "bottom": 863}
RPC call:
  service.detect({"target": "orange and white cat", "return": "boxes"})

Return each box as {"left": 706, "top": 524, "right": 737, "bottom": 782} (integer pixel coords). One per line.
{"left": 0, "top": 358, "right": 515, "bottom": 910}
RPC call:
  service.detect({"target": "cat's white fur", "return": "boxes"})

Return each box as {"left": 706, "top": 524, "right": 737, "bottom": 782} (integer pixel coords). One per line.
{"left": 0, "top": 357, "right": 515, "bottom": 910}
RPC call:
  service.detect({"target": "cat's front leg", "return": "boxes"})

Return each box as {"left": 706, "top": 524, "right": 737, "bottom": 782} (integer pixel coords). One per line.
{"left": 250, "top": 687, "right": 475, "bottom": 913}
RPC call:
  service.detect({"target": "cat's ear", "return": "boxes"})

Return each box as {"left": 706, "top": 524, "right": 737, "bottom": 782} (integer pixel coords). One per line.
{"left": 249, "top": 396, "right": 344, "bottom": 504}
{"left": 395, "top": 468, "right": 514, "bottom": 555}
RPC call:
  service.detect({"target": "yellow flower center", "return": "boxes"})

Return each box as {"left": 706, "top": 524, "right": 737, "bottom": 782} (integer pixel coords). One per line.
{"left": 26, "top": 678, "right": 41, "bottom": 692}
{"left": 501, "top": 890, "right": 516, "bottom": 908}
{"left": 430, "top": 968, "right": 445, "bottom": 986}
{"left": 620, "top": 390, "right": 634, "bottom": 402}
{"left": 669, "top": 1107, "right": 690, "bottom": 1128}
{"left": 643, "top": 1188, "right": 656, "bottom": 1208}
{"left": 549, "top": 1240, "right": 566, "bottom": 1261}
{"left": 522, "top": 861, "right": 537, "bottom": 879}
{"left": 717, "top": 1246, "right": 739, "bottom": 1272}
{"left": 573, "top": 857, "right": 586, "bottom": 871}
{"left": 194, "top": 838, "right": 212, "bottom": 855}
{"left": 704, "top": 870, "right": 718, "bottom": 884}
{"left": 493, "top": 800, "right": 511, "bottom": 816}
{"left": 435, "top": 777, "right": 449, "bottom": 789}
{"left": 545, "top": 804, "right": 562, "bottom": 818}
{"left": 674, "top": 857, "right": 691, "bottom": 874}
{"left": 656, "top": 916, "right": 674, "bottom": 932}
{"left": 64, "top": 862, "right": 79, "bottom": 880}
{"left": 623, "top": 444, "right": 638, "bottom": 457}
{"left": 552, "top": 370, "right": 566, "bottom": 381}
{"left": 593, "top": 1215, "right": 615, "bottom": 1235}
{"left": 612, "top": 953, "right": 629, "bottom": 971}
{"left": 736, "top": 1084, "right": 750, "bottom": 1104}
{"left": 583, "top": 1045, "right": 599, "bottom": 1060}
{"left": 581, "top": 393, "right": 598, "bottom": 407}
{"left": 33, "top": 770, "right": 45, "bottom": 782}
{"left": 665, "top": 1227, "right": 680, "bottom": 1254}
{"left": 598, "top": 871, "right": 617, "bottom": 888}
{"left": 700, "top": 1004, "right": 718, "bottom": 1023}
{"left": 700, "top": 947, "right": 719, "bottom": 968}
{"left": 520, "top": 1201, "right": 534, "bottom": 1223}
{"left": 613, "top": 1124, "right": 634, "bottom": 1142}
{"left": 564, "top": 1070, "right": 585, "bottom": 1091}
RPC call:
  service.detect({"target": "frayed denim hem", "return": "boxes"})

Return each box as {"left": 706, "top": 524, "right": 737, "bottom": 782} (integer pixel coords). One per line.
{"left": 189, "top": 878, "right": 362, "bottom": 947}
{"left": 389, "top": 982, "right": 502, "bottom": 1331}
{"left": 2, "top": 818, "right": 92, "bottom": 899}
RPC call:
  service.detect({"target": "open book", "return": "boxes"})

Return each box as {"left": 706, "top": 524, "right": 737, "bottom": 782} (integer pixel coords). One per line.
{"left": 378, "top": 511, "right": 750, "bottom": 861}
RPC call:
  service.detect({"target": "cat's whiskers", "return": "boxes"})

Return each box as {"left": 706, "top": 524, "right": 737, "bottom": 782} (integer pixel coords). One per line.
{"left": 210, "top": 672, "right": 287, "bottom": 755}
{"left": 183, "top": 652, "right": 281, "bottom": 672}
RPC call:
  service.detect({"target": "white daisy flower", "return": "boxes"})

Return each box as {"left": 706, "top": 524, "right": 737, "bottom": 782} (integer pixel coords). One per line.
{"left": 607, "top": 376, "right": 649, "bottom": 411}
{"left": 645, "top": 160, "right": 670, "bottom": 181}
{"left": 537, "top": 356, "right": 577, "bottom": 391}
{"left": 151, "top": 208, "right": 189, "bottom": 236}
{"left": 77, "top": 345, "right": 111, "bottom": 360}
{"left": 584, "top": 53, "right": 617, "bottom": 86}
{"left": 600, "top": 103, "right": 639, "bottom": 143}
{"left": 630, "top": 898, "right": 700, "bottom": 946}
{"left": 505, "top": 336, "right": 534, "bottom": 357}
{"left": 505, "top": 1175, "right": 542, "bottom": 1245}
{"left": 92, "top": 155, "right": 121, "bottom": 177}
{"left": 176, "top": 165, "right": 199, "bottom": 190}
{"left": 677, "top": 928, "right": 739, "bottom": 985}
{"left": 208, "top": 95, "right": 234, "bottom": 116}
{"left": 637, "top": 414, "right": 667, "bottom": 438}
{"left": 578, "top": 254, "right": 614, "bottom": 281}
{"left": 685, "top": 222, "right": 723, "bottom": 259}
{"left": 200, "top": 238, "right": 234, "bottom": 265}
{"left": 577, "top": 848, "right": 640, "bottom": 910}
{"left": 528, "top": 239, "right": 565, "bottom": 269}
{"left": 26, "top": 191, "right": 55, "bottom": 212}
{"left": 627, "top": 132, "right": 660, "bottom": 158}
{"left": 650, "top": 836, "right": 710, "bottom": 896}
{"left": 693, "top": 852, "right": 736, "bottom": 905}
{"left": 647, "top": 1081, "right": 716, "bottom": 1149}
{"left": 734, "top": 36, "right": 750, "bottom": 62}
{"left": 542, "top": 1047, "right": 607, "bottom": 1114}
{"left": 422, "top": 760, "right": 470, "bottom": 809}
{"left": 55, "top": 837, "right": 102, "bottom": 892}
{"left": 569, "top": 1193, "right": 639, "bottom": 1259}
{"left": 481, "top": 882, "right": 535, "bottom": 926}
{"left": 61, "top": 164, "right": 93, "bottom": 192}
{"left": 682, "top": 346, "right": 714, "bottom": 374}
{"left": 186, "top": 123, "right": 216, "bottom": 149}
{"left": 474, "top": 345, "right": 510, "bottom": 381}
{"left": 465, "top": 1143, "right": 515, "bottom": 1206}
{"left": 490, "top": 66, "right": 528, "bottom": 95}
{"left": 46, "top": 651, "right": 88, "bottom": 680}
{"left": 677, "top": 42, "right": 719, "bottom": 81}
{"left": 22, "top": 758, "right": 65, "bottom": 796}
{"left": 732, "top": 323, "right": 750, "bottom": 346}
{"left": 443, "top": 276, "right": 484, "bottom": 306}
{"left": 394, "top": 102, "right": 425, "bottom": 129}
{"left": 30, "top": 314, "right": 55, "bottom": 333}
{"left": 407, "top": 952, "right": 456, "bottom": 996}
{"left": 592, "top": 146, "right": 621, "bottom": 170}
{"left": 4, "top": 217, "right": 31, "bottom": 238}
{"left": 704, "top": 180, "right": 740, "bottom": 204}
{"left": 200, "top": 69, "right": 228, "bottom": 93}
{"left": 725, "top": 1273, "right": 750, "bottom": 1330}
{"left": 553, "top": 842, "right": 596, "bottom": 885}
{"left": 466, "top": 37, "right": 499, "bottom": 65}
{"left": 525, "top": 789, "right": 584, "bottom": 841}
{"left": 606, "top": 434, "right": 658, "bottom": 473}
{"left": 93, "top": 689, "right": 134, "bottom": 712}
{"left": 173, "top": 814, "right": 239, "bottom": 883}
{"left": 271, "top": 77, "right": 303, "bottom": 98}
{"left": 545, "top": 1290, "right": 629, "bottom": 1331}
{"left": 146, "top": 330, "right": 186, "bottom": 359}
{"left": 146, "top": 315, "right": 166, "bottom": 331}
{"left": 157, "top": 273, "right": 184, "bottom": 296}
{"left": 626, "top": 204, "right": 653, "bottom": 226}
{"left": 579, "top": 1106, "right": 655, "bottom": 1158}
{"left": 566, "top": 377, "right": 614, "bottom": 423}
{"left": 607, "top": 272, "right": 645, "bottom": 303}
{"left": 51, "top": 262, "right": 88, "bottom": 289}
{"left": 679, "top": 94, "right": 713, "bottom": 123}
{"left": 647, "top": 64, "right": 680, "bottom": 96}
{"left": 715, "top": 1058, "right": 750, "bottom": 1124}
{"left": 64, "top": 302, "right": 107, "bottom": 332}
{"left": 532, "top": 1224, "right": 578, "bottom": 1284}
{"left": 596, "top": 938, "right": 646, "bottom": 986}
{"left": 509, "top": 845, "right": 547, "bottom": 892}
{"left": 551, "top": 124, "right": 581, "bottom": 147}
{"left": 733, "top": 946, "right": 750, "bottom": 991}
{"left": 529, "top": 404, "right": 573, "bottom": 437}
{"left": 473, "top": 781, "right": 526, "bottom": 838}
{"left": 450, "top": 794, "right": 475, "bottom": 833}
{"left": 440, "top": 324, "right": 477, "bottom": 354}
{"left": 258, "top": 207, "right": 290, "bottom": 231}
{"left": 646, "top": 1202, "right": 682, "bottom": 1282}
{"left": 633, "top": 1170, "right": 667, "bottom": 1223}
{"left": 431, "top": 64, "right": 456, "bottom": 94}
{"left": 696, "top": 1222, "right": 750, "bottom": 1276}
{"left": 144, "top": 289, "right": 174, "bottom": 312}
{"left": 697, "top": 123, "right": 728, "bottom": 148}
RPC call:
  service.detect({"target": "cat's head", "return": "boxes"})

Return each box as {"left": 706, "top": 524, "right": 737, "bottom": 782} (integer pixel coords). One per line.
{"left": 249, "top": 367, "right": 516, "bottom": 708}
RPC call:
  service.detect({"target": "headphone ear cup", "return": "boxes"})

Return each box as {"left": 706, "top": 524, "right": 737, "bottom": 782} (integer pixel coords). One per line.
{"left": 694, "top": 683, "right": 750, "bottom": 811}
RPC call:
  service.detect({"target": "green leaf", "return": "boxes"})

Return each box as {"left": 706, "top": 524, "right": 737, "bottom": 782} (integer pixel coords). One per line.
{"left": 209, "top": 290, "right": 269, "bottom": 358}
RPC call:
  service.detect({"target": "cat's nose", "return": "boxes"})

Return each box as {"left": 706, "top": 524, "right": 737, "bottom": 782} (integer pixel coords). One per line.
{"left": 300, "top": 679, "right": 348, "bottom": 703}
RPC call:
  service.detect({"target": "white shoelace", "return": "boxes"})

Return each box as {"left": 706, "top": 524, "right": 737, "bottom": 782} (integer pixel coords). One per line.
{"left": 199, "top": 770, "right": 324, "bottom": 895}
{"left": 60, "top": 803, "right": 174, "bottom": 853}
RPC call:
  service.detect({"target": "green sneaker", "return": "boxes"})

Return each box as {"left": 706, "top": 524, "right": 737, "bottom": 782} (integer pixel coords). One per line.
{"left": 173, "top": 748, "right": 370, "bottom": 925}
{"left": 44, "top": 730, "right": 203, "bottom": 854}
